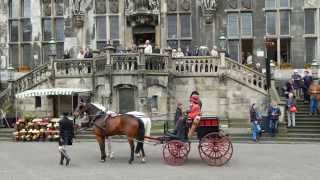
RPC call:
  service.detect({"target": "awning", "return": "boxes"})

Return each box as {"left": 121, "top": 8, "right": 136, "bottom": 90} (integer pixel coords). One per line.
{"left": 15, "top": 88, "right": 91, "bottom": 98}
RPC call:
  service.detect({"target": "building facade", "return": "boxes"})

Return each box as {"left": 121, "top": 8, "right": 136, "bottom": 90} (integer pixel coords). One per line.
{"left": 0, "top": 0, "right": 319, "bottom": 73}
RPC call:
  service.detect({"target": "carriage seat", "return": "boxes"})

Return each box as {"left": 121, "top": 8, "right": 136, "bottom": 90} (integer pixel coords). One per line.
{"left": 187, "top": 116, "right": 220, "bottom": 139}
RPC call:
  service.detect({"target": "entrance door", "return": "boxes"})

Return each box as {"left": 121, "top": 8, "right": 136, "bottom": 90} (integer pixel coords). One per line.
{"left": 133, "top": 25, "right": 155, "bottom": 46}
{"left": 119, "top": 88, "right": 135, "bottom": 113}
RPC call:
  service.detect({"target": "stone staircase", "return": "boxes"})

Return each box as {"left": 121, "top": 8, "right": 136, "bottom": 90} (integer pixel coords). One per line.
{"left": 285, "top": 99, "right": 320, "bottom": 142}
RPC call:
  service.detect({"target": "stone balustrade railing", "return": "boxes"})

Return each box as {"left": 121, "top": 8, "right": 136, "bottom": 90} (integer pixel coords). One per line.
{"left": 54, "top": 59, "right": 93, "bottom": 76}
{"left": 145, "top": 54, "right": 169, "bottom": 72}
{"left": 111, "top": 53, "right": 139, "bottom": 72}
{"left": 0, "top": 84, "right": 12, "bottom": 108}
{"left": 173, "top": 56, "right": 220, "bottom": 75}
{"left": 14, "top": 64, "right": 50, "bottom": 93}
{"left": 225, "top": 58, "right": 267, "bottom": 94}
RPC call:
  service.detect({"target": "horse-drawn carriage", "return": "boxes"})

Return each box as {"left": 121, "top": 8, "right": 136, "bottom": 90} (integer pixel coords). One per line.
{"left": 75, "top": 103, "right": 233, "bottom": 166}
{"left": 146, "top": 116, "right": 233, "bottom": 166}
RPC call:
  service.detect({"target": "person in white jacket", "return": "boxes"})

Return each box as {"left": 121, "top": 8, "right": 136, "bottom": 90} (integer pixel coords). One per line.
{"left": 144, "top": 40, "right": 153, "bottom": 54}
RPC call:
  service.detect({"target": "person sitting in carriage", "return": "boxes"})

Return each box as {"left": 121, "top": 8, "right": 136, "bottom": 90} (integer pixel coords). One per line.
{"left": 187, "top": 94, "right": 202, "bottom": 138}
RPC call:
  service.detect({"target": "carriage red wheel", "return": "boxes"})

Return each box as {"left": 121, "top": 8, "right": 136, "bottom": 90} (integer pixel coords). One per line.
{"left": 163, "top": 140, "right": 190, "bottom": 166}
{"left": 198, "top": 132, "right": 233, "bottom": 166}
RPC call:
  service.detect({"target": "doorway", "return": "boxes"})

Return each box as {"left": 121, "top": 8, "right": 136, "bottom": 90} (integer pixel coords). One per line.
{"left": 133, "top": 25, "right": 155, "bottom": 46}
{"left": 118, "top": 88, "right": 135, "bottom": 113}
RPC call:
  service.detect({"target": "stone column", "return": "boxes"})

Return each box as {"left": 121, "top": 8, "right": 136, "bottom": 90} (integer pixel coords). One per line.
{"left": 218, "top": 51, "right": 229, "bottom": 125}
{"left": 137, "top": 46, "right": 147, "bottom": 113}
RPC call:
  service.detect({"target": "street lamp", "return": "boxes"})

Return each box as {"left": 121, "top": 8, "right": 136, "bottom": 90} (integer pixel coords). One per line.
{"left": 7, "top": 65, "right": 15, "bottom": 82}
{"left": 219, "top": 33, "right": 227, "bottom": 52}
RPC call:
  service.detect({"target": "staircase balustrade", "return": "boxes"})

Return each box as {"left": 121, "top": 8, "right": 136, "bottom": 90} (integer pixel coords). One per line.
{"left": 225, "top": 58, "right": 267, "bottom": 94}
{"left": 111, "top": 53, "right": 139, "bottom": 72}
{"left": 173, "top": 56, "right": 220, "bottom": 75}
{"left": 13, "top": 64, "right": 49, "bottom": 93}
{"left": 54, "top": 59, "right": 93, "bottom": 76}
{"left": 145, "top": 54, "right": 169, "bottom": 72}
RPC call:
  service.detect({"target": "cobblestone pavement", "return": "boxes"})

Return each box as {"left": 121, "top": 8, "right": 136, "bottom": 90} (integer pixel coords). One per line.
{"left": 0, "top": 141, "right": 319, "bottom": 180}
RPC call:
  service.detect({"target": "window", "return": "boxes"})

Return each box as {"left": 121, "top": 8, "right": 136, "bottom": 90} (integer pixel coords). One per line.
{"left": 226, "top": 3, "right": 253, "bottom": 63}
{"left": 305, "top": 38, "right": 316, "bottom": 64}
{"left": 227, "top": 13, "right": 239, "bottom": 38}
{"left": 265, "top": 0, "right": 276, "bottom": 9}
{"left": 95, "top": 0, "right": 120, "bottom": 50}
{"left": 150, "top": 96, "right": 158, "bottom": 112}
{"left": 280, "top": 11, "right": 290, "bottom": 35}
{"left": 266, "top": 12, "right": 276, "bottom": 35}
{"left": 280, "top": 0, "right": 290, "bottom": 8}
{"left": 166, "top": 0, "right": 192, "bottom": 52}
{"left": 41, "top": 0, "right": 65, "bottom": 62}
{"left": 241, "top": 13, "right": 252, "bottom": 36}
{"left": 35, "top": 96, "right": 42, "bottom": 108}
{"left": 8, "top": 0, "right": 34, "bottom": 69}
{"left": 305, "top": 9, "right": 315, "bottom": 34}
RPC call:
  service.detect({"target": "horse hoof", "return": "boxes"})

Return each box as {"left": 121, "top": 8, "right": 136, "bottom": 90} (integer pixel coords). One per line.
{"left": 108, "top": 152, "right": 115, "bottom": 159}
{"left": 135, "top": 153, "right": 140, "bottom": 158}
{"left": 141, "top": 157, "right": 146, "bottom": 163}
{"left": 100, "top": 159, "right": 106, "bottom": 163}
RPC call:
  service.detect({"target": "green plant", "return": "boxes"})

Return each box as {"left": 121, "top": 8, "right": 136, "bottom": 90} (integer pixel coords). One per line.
{"left": 22, "top": 112, "right": 36, "bottom": 122}
{"left": 304, "top": 64, "right": 312, "bottom": 69}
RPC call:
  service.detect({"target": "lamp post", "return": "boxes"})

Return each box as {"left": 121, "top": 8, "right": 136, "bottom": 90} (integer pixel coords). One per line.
{"left": 218, "top": 33, "right": 227, "bottom": 67}
{"left": 7, "top": 65, "right": 15, "bottom": 82}
{"left": 48, "top": 37, "right": 57, "bottom": 69}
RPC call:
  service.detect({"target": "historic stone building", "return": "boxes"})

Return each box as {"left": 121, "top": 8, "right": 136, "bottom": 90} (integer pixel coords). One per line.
{"left": 0, "top": 0, "right": 319, "bottom": 71}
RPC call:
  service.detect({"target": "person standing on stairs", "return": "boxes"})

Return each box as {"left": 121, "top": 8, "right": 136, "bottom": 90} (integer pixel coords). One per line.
{"left": 268, "top": 101, "right": 281, "bottom": 137}
{"left": 286, "top": 93, "right": 297, "bottom": 127}
{"left": 250, "top": 104, "right": 262, "bottom": 142}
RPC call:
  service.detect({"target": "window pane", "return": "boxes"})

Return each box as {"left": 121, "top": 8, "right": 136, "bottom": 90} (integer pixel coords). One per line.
{"left": 266, "top": 12, "right": 276, "bottom": 35}
{"left": 167, "top": 40, "right": 178, "bottom": 49}
{"left": 110, "top": 16, "right": 119, "bottom": 39}
{"left": 56, "top": 43, "right": 64, "bottom": 59}
{"left": 22, "top": 44, "right": 33, "bottom": 68}
{"left": 167, "top": 15, "right": 177, "bottom": 38}
{"left": 280, "top": 11, "right": 290, "bottom": 35}
{"left": 55, "top": 18, "right": 65, "bottom": 41}
{"left": 42, "top": 0, "right": 52, "bottom": 16}
{"left": 22, "top": 0, "right": 31, "bottom": 17}
{"left": 10, "top": 20, "right": 19, "bottom": 42}
{"left": 228, "top": 40, "right": 239, "bottom": 61}
{"left": 55, "top": 0, "right": 64, "bottom": 16}
{"left": 9, "top": 0, "right": 19, "bottom": 18}
{"left": 180, "top": 14, "right": 191, "bottom": 37}
{"left": 305, "top": 10, "right": 315, "bottom": 34}
{"left": 305, "top": 38, "right": 316, "bottom": 64}
{"left": 227, "top": 13, "right": 239, "bottom": 38}
{"left": 22, "top": 19, "right": 32, "bottom": 41}
{"left": 43, "top": 19, "right": 52, "bottom": 41}
{"left": 241, "top": 13, "right": 252, "bottom": 36}
{"left": 265, "top": 0, "right": 276, "bottom": 8}
{"left": 96, "top": 0, "right": 107, "bottom": 14}
{"left": 10, "top": 45, "right": 19, "bottom": 68}
{"left": 96, "top": 16, "right": 107, "bottom": 40}
{"left": 280, "top": 0, "right": 290, "bottom": 8}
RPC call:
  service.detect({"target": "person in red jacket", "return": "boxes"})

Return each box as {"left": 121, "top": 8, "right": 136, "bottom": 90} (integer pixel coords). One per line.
{"left": 187, "top": 95, "right": 201, "bottom": 138}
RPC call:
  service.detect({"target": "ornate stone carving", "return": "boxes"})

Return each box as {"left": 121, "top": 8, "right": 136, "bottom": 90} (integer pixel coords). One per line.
{"left": 109, "top": 0, "right": 119, "bottom": 13}
{"left": 180, "top": 0, "right": 191, "bottom": 11}
{"left": 167, "top": 0, "right": 177, "bottom": 11}
{"left": 305, "top": 0, "right": 319, "bottom": 8}
{"left": 126, "top": 0, "right": 159, "bottom": 12}
{"left": 227, "top": 0, "right": 238, "bottom": 9}
{"left": 200, "top": 0, "right": 218, "bottom": 24}
{"left": 241, "top": 0, "right": 252, "bottom": 9}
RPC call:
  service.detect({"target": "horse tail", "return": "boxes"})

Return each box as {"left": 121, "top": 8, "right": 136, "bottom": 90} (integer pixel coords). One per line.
{"left": 135, "top": 117, "right": 145, "bottom": 154}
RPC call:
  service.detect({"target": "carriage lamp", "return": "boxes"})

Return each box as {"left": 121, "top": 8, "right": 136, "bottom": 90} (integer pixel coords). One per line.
{"left": 7, "top": 65, "right": 15, "bottom": 82}
{"left": 48, "top": 37, "right": 57, "bottom": 57}
{"left": 218, "top": 33, "right": 226, "bottom": 52}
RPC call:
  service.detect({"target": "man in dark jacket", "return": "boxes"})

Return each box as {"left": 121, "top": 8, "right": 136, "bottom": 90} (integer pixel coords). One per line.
{"left": 268, "top": 102, "right": 281, "bottom": 137}
{"left": 59, "top": 112, "right": 74, "bottom": 166}
{"left": 174, "top": 102, "right": 183, "bottom": 126}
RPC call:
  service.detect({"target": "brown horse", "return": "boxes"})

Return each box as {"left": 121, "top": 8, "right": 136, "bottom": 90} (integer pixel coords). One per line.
{"left": 74, "top": 102, "right": 146, "bottom": 164}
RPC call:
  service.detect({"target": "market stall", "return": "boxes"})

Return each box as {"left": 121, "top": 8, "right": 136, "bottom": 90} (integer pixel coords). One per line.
{"left": 13, "top": 88, "right": 91, "bottom": 141}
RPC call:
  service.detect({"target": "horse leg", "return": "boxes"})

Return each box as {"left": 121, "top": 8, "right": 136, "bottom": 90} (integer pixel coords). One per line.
{"left": 140, "top": 143, "right": 146, "bottom": 163}
{"left": 106, "top": 136, "right": 114, "bottom": 159}
{"left": 96, "top": 135, "right": 106, "bottom": 162}
{"left": 134, "top": 141, "right": 141, "bottom": 158}
{"left": 128, "top": 138, "right": 135, "bottom": 164}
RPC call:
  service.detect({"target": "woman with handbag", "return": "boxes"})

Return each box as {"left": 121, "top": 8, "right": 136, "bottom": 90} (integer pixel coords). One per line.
{"left": 287, "top": 93, "right": 297, "bottom": 127}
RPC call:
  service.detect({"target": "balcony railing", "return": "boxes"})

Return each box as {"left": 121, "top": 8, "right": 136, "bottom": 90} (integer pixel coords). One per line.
{"left": 173, "top": 56, "right": 220, "bottom": 75}
{"left": 54, "top": 59, "right": 93, "bottom": 77}
{"left": 111, "top": 53, "right": 139, "bottom": 72}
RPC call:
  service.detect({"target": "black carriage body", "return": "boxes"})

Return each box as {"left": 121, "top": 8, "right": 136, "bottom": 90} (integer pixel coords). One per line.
{"left": 196, "top": 116, "right": 219, "bottom": 139}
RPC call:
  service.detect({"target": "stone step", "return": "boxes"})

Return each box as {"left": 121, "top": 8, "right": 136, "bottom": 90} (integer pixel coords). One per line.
{"left": 288, "top": 129, "right": 320, "bottom": 133}
{"left": 286, "top": 133, "right": 320, "bottom": 138}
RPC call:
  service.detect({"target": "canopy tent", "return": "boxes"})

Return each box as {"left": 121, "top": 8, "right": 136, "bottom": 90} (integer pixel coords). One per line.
{"left": 15, "top": 88, "right": 91, "bottom": 98}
